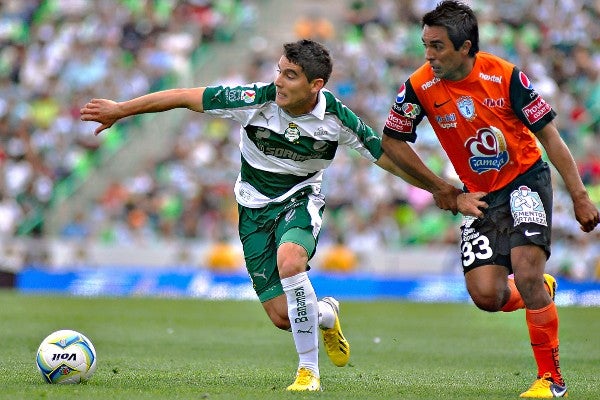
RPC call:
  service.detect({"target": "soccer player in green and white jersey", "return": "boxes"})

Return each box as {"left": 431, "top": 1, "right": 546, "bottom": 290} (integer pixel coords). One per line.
{"left": 81, "top": 39, "right": 462, "bottom": 391}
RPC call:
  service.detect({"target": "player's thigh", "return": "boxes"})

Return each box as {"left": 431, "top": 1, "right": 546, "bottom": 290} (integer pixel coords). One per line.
{"left": 274, "top": 192, "right": 324, "bottom": 260}
{"left": 508, "top": 165, "right": 553, "bottom": 257}
{"left": 238, "top": 206, "right": 283, "bottom": 303}
{"left": 459, "top": 211, "right": 511, "bottom": 273}
{"left": 460, "top": 210, "right": 511, "bottom": 305}
{"left": 464, "top": 264, "right": 509, "bottom": 298}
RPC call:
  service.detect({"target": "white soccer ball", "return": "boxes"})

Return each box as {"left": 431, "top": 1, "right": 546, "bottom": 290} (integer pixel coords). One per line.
{"left": 36, "top": 329, "right": 97, "bottom": 384}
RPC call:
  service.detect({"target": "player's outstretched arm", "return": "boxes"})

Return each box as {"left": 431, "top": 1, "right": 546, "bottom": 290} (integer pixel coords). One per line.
{"left": 378, "top": 139, "right": 463, "bottom": 214}
{"left": 374, "top": 152, "right": 433, "bottom": 190}
{"left": 80, "top": 87, "right": 206, "bottom": 136}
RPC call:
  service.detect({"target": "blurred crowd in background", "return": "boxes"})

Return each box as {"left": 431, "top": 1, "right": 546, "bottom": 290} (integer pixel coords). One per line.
{"left": 1, "top": 0, "right": 599, "bottom": 280}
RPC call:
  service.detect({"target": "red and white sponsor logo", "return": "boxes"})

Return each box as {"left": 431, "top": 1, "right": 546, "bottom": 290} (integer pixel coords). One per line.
{"left": 519, "top": 71, "right": 533, "bottom": 89}
{"left": 385, "top": 109, "right": 413, "bottom": 133}
{"left": 483, "top": 98, "right": 505, "bottom": 107}
{"left": 522, "top": 96, "right": 551, "bottom": 125}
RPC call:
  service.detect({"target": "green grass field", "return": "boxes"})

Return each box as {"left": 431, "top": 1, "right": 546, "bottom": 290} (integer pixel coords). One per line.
{"left": 1, "top": 290, "right": 599, "bottom": 400}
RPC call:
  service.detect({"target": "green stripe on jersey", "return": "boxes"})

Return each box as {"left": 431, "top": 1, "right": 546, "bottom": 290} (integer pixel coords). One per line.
{"left": 203, "top": 83, "right": 276, "bottom": 109}
{"left": 240, "top": 157, "right": 317, "bottom": 198}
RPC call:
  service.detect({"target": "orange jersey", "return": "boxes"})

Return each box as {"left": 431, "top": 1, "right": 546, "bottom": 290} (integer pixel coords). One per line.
{"left": 383, "top": 52, "right": 556, "bottom": 193}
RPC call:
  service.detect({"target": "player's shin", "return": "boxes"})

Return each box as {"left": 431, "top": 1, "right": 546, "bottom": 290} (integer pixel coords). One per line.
{"left": 526, "top": 302, "right": 563, "bottom": 386}
{"left": 281, "top": 272, "right": 319, "bottom": 376}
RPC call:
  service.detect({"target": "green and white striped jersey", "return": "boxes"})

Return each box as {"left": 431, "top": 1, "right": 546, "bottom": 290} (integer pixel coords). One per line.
{"left": 203, "top": 82, "right": 383, "bottom": 208}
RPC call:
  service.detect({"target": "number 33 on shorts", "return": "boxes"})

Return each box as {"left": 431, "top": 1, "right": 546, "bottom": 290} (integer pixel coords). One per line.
{"left": 460, "top": 216, "right": 493, "bottom": 268}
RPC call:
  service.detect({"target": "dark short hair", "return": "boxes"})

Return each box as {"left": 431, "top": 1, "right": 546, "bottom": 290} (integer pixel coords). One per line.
{"left": 283, "top": 39, "right": 333, "bottom": 84}
{"left": 422, "top": 0, "right": 479, "bottom": 57}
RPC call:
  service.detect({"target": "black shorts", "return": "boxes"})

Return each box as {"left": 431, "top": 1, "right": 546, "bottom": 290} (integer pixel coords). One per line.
{"left": 459, "top": 159, "right": 552, "bottom": 274}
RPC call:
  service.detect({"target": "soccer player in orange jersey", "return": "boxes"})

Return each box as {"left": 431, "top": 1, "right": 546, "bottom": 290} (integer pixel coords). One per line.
{"left": 381, "top": 1, "right": 599, "bottom": 398}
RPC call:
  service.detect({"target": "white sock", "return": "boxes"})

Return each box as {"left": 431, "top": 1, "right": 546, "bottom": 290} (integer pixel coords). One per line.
{"left": 318, "top": 300, "right": 336, "bottom": 329}
{"left": 281, "top": 272, "right": 319, "bottom": 376}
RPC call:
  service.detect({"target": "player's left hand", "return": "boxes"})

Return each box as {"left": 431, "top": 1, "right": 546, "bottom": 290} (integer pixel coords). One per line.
{"left": 574, "top": 197, "right": 599, "bottom": 232}
{"left": 457, "top": 191, "right": 488, "bottom": 218}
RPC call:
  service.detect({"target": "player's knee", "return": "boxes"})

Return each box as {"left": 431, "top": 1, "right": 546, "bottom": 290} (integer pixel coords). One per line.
{"left": 512, "top": 273, "right": 545, "bottom": 303}
{"left": 471, "top": 292, "right": 504, "bottom": 312}
{"left": 277, "top": 242, "right": 309, "bottom": 278}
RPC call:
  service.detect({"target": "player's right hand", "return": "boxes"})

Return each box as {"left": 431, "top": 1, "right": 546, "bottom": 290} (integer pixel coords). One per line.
{"left": 432, "top": 185, "right": 463, "bottom": 215}
{"left": 80, "top": 98, "right": 120, "bottom": 136}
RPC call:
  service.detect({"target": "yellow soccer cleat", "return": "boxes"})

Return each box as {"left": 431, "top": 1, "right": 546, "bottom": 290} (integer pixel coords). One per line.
{"left": 520, "top": 373, "right": 568, "bottom": 398}
{"left": 321, "top": 297, "right": 350, "bottom": 367}
{"left": 543, "top": 273, "right": 557, "bottom": 301}
{"left": 286, "top": 368, "right": 321, "bottom": 392}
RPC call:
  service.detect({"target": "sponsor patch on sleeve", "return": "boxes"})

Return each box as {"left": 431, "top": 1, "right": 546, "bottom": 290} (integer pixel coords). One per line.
{"left": 242, "top": 90, "right": 256, "bottom": 103}
{"left": 519, "top": 71, "right": 533, "bottom": 89}
{"left": 522, "top": 96, "right": 552, "bottom": 125}
{"left": 385, "top": 109, "right": 413, "bottom": 134}
{"left": 395, "top": 84, "right": 407, "bottom": 103}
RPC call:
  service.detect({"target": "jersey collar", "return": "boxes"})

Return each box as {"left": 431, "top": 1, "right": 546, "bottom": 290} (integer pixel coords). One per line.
{"left": 309, "top": 90, "right": 326, "bottom": 120}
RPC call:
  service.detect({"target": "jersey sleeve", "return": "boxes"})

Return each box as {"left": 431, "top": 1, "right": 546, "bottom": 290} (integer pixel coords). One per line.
{"left": 322, "top": 90, "right": 384, "bottom": 161}
{"left": 509, "top": 67, "right": 556, "bottom": 132}
{"left": 342, "top": 116, "right": 384, "bottom": 161}
{"left": 382, "top": 80, "right": 426, "bottom": 143}
{"left": 202, "top": 82, "right": 275, "bottom": 111}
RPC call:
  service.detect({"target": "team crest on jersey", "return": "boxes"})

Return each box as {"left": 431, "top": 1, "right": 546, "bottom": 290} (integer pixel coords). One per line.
{"left": 242, "top": 90, "right": 256, "bottom": 103}
{"left": 510, "top": 185, "right": 547, "bottom": 226}
{"left": 465, "top": 126, "right": 509, "bottom": 173}
{"left": 457, "top": 96, "right": 476, "bottom": 121}
{"left": 284, "top": 122, "right": 300, "bottom": 142}
{"left": 402, "top": 103, "right": 421, "bottom": 119}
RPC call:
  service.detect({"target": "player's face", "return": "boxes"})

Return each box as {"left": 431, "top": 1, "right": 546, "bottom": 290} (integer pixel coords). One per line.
{"left": 422, "top": 25, "right": 473, "bottom": 81}
{"left": 274, "top": 55, "right": 322, "bottom": 116}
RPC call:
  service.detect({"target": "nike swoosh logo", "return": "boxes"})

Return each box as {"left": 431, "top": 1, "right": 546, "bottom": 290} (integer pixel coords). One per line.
{"left": 550, "top": 384, "right": 568, "bottom": 397}
{"left": 434, "top": 99, "right": 451, "bottom": 108}
{"left": 525, "top": 230, "right": 541, "bottom": 237}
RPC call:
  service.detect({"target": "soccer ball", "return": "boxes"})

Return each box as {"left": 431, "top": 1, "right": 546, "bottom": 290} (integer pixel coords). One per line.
{"left": 36, "top": 329, "right": 97, "bottom": 384}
